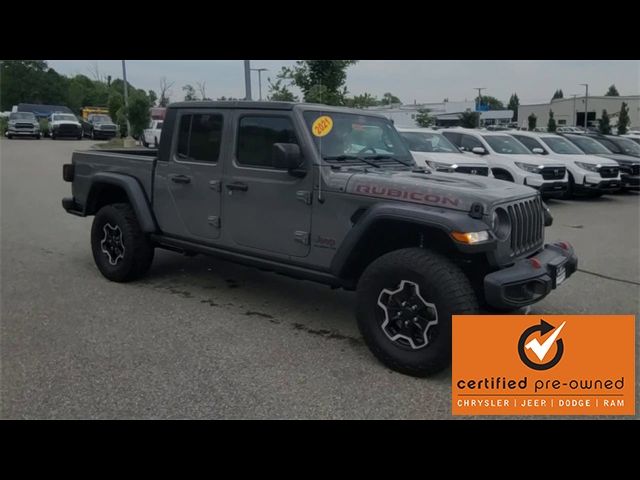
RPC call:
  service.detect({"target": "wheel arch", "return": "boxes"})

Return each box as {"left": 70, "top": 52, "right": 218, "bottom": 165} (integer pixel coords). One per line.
{"left": 85, "top": 173, "right": 157, "bottom": 233}
{"left": 331, "top": 203, "right": 491, "bottom": 284}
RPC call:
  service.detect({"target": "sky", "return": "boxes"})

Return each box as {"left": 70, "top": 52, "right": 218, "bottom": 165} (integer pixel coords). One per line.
{"left": 47, "top": 60, "right": 639, "bottom": 106}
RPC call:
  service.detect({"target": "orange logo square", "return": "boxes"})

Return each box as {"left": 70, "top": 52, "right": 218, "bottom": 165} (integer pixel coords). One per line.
{"left": 452, "top": 315, "right": 635, "bottom": 416}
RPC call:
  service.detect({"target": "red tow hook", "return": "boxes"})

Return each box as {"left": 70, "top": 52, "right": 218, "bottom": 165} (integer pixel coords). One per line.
{"left": 557, "top": 241, "right": 571, "bottom": 251}
{"left": 529, "top": 258, "right": 542, "bottom": 269}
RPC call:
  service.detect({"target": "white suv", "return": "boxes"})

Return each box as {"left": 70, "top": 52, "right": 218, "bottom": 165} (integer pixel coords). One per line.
{"left": 441, "top": 129, "right": 568, "bottom": 198}
{"left": 397, "top": 128, "right": 491, "bottom": 176}
{"left": 508, "top": 131, "right": 621, "bottom": 197}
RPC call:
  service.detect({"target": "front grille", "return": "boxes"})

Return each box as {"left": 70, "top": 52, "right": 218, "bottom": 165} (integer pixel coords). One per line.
{"left": 58, "top": 124, "right": 79, "bottom": 132}
{"left": 504, "top": 197, "right": 544, "bottom": 257}
{"left": 632, "top": 165, "right": 640, "bottom": 176}
{"left": 598, "top": 166, "right": 619, "bottom": 178}
{"left": 455, "top": 166, "right": 489, "bottom": 176}
{"left": 16, "top": 123, "right": 34, "bottom": 129}
{"left": 541, "top": 166, "right": 566, "bottom": 180}
{"left": 98, "top": 125, "right": 117, "bottom": 131}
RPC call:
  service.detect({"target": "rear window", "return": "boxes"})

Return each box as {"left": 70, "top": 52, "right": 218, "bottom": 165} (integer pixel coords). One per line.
{"left": 176, "top": 113, "right": 224, "bottom": 163}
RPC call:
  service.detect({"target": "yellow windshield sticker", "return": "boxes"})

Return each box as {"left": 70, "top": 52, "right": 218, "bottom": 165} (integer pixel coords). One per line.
{"left": 311, "top": 116, "right": 333, "bottom": 137}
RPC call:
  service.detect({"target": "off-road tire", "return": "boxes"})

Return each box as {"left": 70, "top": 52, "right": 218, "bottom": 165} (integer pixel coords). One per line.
{"left": 91, "top": 203, "right": 154, "bottom": 282}
{"left": 356, "top": 248, "right": 479, "bottom": 377}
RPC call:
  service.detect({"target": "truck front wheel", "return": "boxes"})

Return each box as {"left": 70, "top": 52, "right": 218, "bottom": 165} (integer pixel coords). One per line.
{"left": 91, "top": 203, "right": 154, "bottom": 282}
{"left": 356, "top": 248, "right": 479, "bottom": 377}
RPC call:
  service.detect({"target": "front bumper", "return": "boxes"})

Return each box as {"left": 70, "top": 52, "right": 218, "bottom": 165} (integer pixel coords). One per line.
{"left": 483, "top": 242, "right": 578, "bottom": 309}
{"left": 52, "top": 126, "right": 82, "bottom": 137}
{"left": 8, "top": 127, "right": 39, "bottom": 136}
{"left": 525, "top": 177, "right": 568, "bottom": 197}
{"left": 620, "top": 173, "right": 640, "bottom": 189}
{"left": 576, "top": 176, "right": 621, "bottom": 192}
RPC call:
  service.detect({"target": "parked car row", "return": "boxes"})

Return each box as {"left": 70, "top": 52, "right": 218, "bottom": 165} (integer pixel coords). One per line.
{"left": 397, "top": 127, "right": 639, "bottom": 198}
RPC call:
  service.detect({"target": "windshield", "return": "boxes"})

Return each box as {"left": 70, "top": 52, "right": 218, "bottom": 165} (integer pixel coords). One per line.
{"left": 482, "top": 135, "right": 531, "bottom": 154}
{"left": 611, "top": 137, "right": 640, "bottom": 156}
{"left": 52, "top": 114, "right": 77, "bottom": 122}
{"left": 567, "top": 135, "right": 612, "bottom": 154}
{"left": 10, "top": 112, "right": 36, "bottom": 121}
{"left": 303, "top": 111, "right": 414, "bottom": 164}
{"left": 541, "top": 137, "right": 584, "bottom": 155}
{"left": 91, "top": 115, "right": 112, "bottom": 123}
{"left": 399, "top": 131, "right": 459, "bottom": 153}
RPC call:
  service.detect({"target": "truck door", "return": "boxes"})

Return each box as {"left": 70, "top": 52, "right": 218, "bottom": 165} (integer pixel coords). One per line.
{"left": 153, "top": 109, "right": 225, "bottom": 241}
{"left": 222, "top": 112, "right": 312, "bottom": 257}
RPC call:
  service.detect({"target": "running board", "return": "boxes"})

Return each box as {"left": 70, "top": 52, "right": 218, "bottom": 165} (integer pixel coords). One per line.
{"left": 150, "top": 235, "right": 349, "bottom": 288}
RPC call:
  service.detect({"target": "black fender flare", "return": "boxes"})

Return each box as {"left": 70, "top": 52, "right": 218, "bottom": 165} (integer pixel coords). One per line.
{"left": 330, "top": 202, "right": 493, "bottom": 277}
{"left": 87, "top": 172, "right": 158, "bottom": 233}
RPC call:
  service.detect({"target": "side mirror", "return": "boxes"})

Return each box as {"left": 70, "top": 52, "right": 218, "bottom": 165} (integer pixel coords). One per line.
{"left": 471, "top": 146, "right": 487, "bottom": 155}
{"left": 532, "top": 147, "right": 545, "bottom": 154}
{"left": 272, "top": 143, "right": 304, "bottom": 174}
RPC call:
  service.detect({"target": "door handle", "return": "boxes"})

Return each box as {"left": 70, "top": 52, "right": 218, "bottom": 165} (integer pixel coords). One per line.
{"left": 226, "top": 182, "right": 249, "bottom": 192}
{"left": 169, "top": 174, "right": 191, "bottom": 184}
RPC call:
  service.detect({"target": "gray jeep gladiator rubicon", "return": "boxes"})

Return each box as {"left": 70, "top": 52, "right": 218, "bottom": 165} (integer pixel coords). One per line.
{"left": 62, "top": 101, "right": 578, "bottom": 377}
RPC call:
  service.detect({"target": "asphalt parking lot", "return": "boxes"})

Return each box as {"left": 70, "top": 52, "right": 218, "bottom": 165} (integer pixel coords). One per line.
{"left": 1, "top": 137, "right": 638, "bottom": 419}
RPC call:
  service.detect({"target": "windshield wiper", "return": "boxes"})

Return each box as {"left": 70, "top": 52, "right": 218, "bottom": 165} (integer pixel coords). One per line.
{"left": 324, "top": 155, "right": 380, "bottom": 168}
{"left": 363, "top": 154, "right": 414, "bottom": 167}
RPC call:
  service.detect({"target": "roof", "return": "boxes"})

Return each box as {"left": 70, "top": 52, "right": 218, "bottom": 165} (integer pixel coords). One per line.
{"left": 167, "top": 101, "right": 387, "bottom": 117}
{"left": 17, "top": 103, "right": 73, "bottom": 116}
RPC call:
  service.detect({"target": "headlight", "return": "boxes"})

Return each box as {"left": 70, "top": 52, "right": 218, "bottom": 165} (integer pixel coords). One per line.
{"left": 491, "top": 207, "right": 511, "bottom": 240}
{"left": 514, "top": 162, "right": 544, "bottom": 173}
{"left": 450, "top": 230, "right": 490, "bottom": 244}
{"left": 427, "top": 160, "right": 457, "bottom": 172}
{"left": 575, "top": 161, "right": 600, "bottom": 172}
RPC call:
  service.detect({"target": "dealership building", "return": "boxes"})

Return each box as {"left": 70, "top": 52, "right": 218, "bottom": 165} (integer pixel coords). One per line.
{"left": 517, "top": 95, "right": 640, "bottom": 130}
{"left": 367, "top": 101, "right": 514, "bottom": 127}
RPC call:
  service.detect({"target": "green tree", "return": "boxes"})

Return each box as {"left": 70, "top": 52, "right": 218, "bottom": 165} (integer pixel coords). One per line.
{"left": 147, "top": 90, "right": 157, "bottom": 107}
{"left": 547, "top": 110, "right": 557, "bottom": 132}
{"left": 507, "top": 93, "right": 520, "bottom": 121}
{"left": 182, "top": 84, "right": 197, "bottom": 101}
{"left": 108, "top": 93, "right": 124, "bottom": 125}
{"left": 275, "top": 60, "right": 357, "bottom": 106}
{"left": 415, "top": 109, "right": 433, "bottom": 127}
{"left": 599, "top": 109, "right": 611, "bottom": 134}
{"left": 126, "top": 91, "right": 151, "bottom": 137}
{"left": 605, "top": 84, "right": 619, "bottom": 96}
{"left": 479, "top": 95, "right": 504, "bottom": 110}
{"left": 528, "top": 113, "right": 537, "bottom": 131}
{"left": 459, "top": 110, "right": 480, "bottom": 128}
{"left": 267, "top": 78, "right": 298, "bottom": 101}
{"left": 617, "top": 102, "right": 630, "bottom": 135}
{"left": 1, "top": 61, "right": 53, "bottom": 110}
{"left": 381, "top": 92, "right": 401, "bottom": 105}
{"left": 552, "top": 89, "right": 564, "bottom": 100}
{"left": 344, "top": 92, "right": 378, "bottom": 108}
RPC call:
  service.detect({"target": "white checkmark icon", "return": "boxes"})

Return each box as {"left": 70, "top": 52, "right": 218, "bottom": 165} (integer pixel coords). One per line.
{"left": 525, "top": 321, "right": 566, "bottom": 361}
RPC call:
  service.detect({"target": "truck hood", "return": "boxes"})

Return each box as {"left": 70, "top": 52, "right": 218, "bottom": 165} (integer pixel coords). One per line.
{"left": 595, "top": 153, "right": 640, "bottom": 165}
{"left": 345, "top": 169, "right": 536, "bottom": 213}
{"left": 411, "top": 151, "right": 487, "bottom": 166}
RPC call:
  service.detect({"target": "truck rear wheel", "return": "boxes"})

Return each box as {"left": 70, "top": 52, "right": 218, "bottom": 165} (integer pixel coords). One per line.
{"left": 356, "top": 248, "right": 479, "bottom": 377}
{"left": 91, "top": 203, "right": 154, "bottom": 282}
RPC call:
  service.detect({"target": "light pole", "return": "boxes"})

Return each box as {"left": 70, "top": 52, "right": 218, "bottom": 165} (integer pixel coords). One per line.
{"left": 474, "top": 87, "right": 486, "bottom": 127}
{"left": 122, "top": 60, "right": 132, "bottom": 144}
{"left": 244, "top": 60, "right": 252, "bottom": 100}
{"left": 579, "top": 83, "right": 589, "bottom": 130}
{"left": 250, "top": 67, "right": 268, "bottom": 101}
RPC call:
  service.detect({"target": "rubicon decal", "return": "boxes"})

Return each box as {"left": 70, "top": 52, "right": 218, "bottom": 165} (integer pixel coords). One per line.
{"left": 452, "top": 315, "right": 635, "bottom": 416}
{"left": 353, "top": 184, "right": 460, "bottom": 207}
